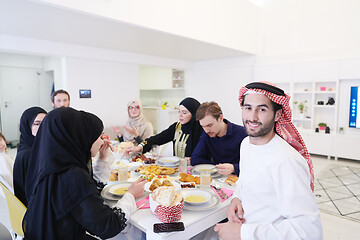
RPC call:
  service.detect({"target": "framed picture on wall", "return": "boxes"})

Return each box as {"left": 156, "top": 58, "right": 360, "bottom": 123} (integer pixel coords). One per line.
{"left": 79, "top": 89, "right": 91, "bottom": 98}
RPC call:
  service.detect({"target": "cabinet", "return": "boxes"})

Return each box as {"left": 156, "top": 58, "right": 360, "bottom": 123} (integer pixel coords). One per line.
{"left": 140, "top": 66, "right": 172, "bottom": 90}
{"left": 140, "top": 67, "right": 185, "bottom": 110}
{"left": 139, "top": 67, "right": 185, "bottom": 90}
{"left": 172, "top": 69, "right": 184, "bottom": 88}
{"left": 274, "top": 80, "right": 338, "bottom": 133}
{"left": 273, "top": 80, "right": 360, "bottom": 160}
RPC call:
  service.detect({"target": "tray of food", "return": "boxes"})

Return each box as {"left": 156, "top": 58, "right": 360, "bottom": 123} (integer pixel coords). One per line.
{"left": 135, "top": 165, "right": 178, "bottom": 176}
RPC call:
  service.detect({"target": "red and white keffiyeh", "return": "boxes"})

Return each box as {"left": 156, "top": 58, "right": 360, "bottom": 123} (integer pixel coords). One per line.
{"left": 238, "top": 82, "right": 315, "bottom": 192}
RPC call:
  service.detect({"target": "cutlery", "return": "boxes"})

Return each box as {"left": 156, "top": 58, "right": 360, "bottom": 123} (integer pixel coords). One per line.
{"left": 216, "top": 184, "right": 229, "bottom": 199}
{"left": 137, "top": 200, "right": 149, "bottom": 210}
{"left": 211, "top": 185, "right": 225, "bottom": 200}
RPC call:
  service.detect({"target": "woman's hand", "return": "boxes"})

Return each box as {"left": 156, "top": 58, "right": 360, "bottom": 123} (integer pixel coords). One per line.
{"left": 125, "top": 145, "right": 142, "bottom": 156}
{"left": 98, "top": 139, "right": 114, "bottom": 161}
{"left": 127, "top": 178, "right": 147, "bottom": 199}
{"left": 111, "top": 126, "right": 122, "bottom": 137}
{"left": 123, "top": 125, "right": 139, "bottom": 138}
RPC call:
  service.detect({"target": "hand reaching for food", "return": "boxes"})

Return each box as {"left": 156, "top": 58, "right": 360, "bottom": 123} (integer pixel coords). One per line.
{"left": 127, "top": 178, "right": 147, "bottom": 199}
{"left": 125, "top": 145, "right": 142, "bottom": 156}
{"left": 216, "top": 163, "right": 235, "bottom": 175}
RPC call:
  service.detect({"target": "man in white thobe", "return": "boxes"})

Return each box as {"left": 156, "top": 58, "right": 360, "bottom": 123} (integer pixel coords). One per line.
{"left": 215, "top": 82, "right": 322, "bottom": 240}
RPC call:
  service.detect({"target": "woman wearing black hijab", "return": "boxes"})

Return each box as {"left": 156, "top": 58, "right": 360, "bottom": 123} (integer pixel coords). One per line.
{"left": 13, "top": 106, "right": 47, "bottom": 206}
{"left": 23, "top": 107, "right": 146, "bottom": 240}
{"left": 127, "top": 97, "right": 203, "bottom": 160}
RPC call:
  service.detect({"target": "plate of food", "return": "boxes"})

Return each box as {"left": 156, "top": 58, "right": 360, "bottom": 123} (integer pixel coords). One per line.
{"left": 179, "top": 173, "right": 201, "bottom": 185}
{"left": 113, "top": 142, "right": 134, "bottom": 156}
{"left": 145, "top": 178, "right": 181, "bottom": 192}
{"left": 134, "top": 165, "right": 178, "bottom": 176}
{"left": 180, "top": 182, "right": 197, "bottom": 189}
{"left": 131, "top": 154, "right": 156, "bottom": 164}
{"left": 183, "top": 189, "right": 212, "bottom": 205}
{"left": 181, "top": 189, "right": 220, "bottom": 211}
{"left": 101, "top": 182, "right": 131, "bottom": 201}
{"left": 108, "top": 182, "right": 132, "bottom": 197}
{"left": 191, "top": 164, "right": 217, "bottom": 175}
{"left": 157, "top": 156, "right": 180, "bottom": 167}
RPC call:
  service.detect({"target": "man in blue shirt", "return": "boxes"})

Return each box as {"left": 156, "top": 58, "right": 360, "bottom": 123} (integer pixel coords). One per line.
{"left": 191, "top": 101, "right": 247, "bottom": 176}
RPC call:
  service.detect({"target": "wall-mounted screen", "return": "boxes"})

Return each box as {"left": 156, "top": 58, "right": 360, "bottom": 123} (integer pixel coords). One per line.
{"left": 349, "top": 86, "right": 360, "bottom": 128}
{"left": 79, "top": 89, "right": 91, "bottom": 98}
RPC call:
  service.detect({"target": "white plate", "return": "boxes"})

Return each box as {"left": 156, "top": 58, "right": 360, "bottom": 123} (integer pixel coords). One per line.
{"left": 108, "top": 182, "right": 132, "bottom": 196}
{"left": 182, "top": 189, "right": 212, "bottom": 205}
{"left": 192, "top": 164, "right": 217, "bottom": 175}
{"left": 101, "top": 184, "right": 123, "bottom": 201}
{"left": 144, "top": 179, "right": 181, "bottom": 192}
{"left": 157, "top": 156, "right": 180, "bottom": 166}
{"left": 181, "top": 189, "right": 220, "bottom": 211}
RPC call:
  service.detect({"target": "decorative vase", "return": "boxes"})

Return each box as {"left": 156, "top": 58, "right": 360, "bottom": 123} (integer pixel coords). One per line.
{"left": 161, "top": 105, "right": 167, "bottom": 110}
{"left": 319, "top": 126, "right": 326, "bottom": 131}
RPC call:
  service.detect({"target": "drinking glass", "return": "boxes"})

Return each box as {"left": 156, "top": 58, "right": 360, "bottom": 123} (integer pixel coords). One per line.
{"left": 200, "top": 170, "right": 211, "bottom": 186}
{"left": 179, "top": 158, "right": 187, "bottom": 174}
{"left": 152, "top": 145, "right": 160, "bottom": 160}
{"left": 118, "top": 166, "right": 128, "bottom": 182}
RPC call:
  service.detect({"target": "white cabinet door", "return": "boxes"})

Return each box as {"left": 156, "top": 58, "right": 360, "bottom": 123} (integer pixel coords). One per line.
{"left": 301, "top": 132, "right": 333, "bottom": 156}
{"left": 332, "top": 136, "right": 360, "bottom": 161}
{"left": 140, "top": 66, "right": 172, "bottom": 90}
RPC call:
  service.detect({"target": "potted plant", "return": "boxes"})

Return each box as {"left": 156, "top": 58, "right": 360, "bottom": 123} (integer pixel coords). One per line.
{"left": 161, "top": 101, "right": 168, "bottom": 110}
{"left": 294, "top": 100, "right": 308, "bottom": 118}
{"left": 318, "top": 122, "right": 327, "bottom": 131}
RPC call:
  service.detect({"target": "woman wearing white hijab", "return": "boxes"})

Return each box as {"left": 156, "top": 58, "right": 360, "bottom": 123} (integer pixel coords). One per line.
{"left": 112, "top": 99, "right": 153, "bottom": 145}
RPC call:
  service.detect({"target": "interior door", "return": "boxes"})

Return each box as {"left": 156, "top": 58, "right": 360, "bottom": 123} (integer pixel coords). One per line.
{"left": 0, "top": 68, "right": 40, "bottom": 142}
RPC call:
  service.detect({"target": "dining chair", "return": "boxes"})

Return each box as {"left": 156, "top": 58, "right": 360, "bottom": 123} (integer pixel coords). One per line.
{"left": 0, "top": 179, "right": 26, "bottom": 239}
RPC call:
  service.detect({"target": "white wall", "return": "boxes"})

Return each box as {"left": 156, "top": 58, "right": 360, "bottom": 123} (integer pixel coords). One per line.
{"left": 258, "top": 0, "right": 360, "bottom": 60}
{"left": 42, "top": 57, "right": 65, "bottom": 90}
{"left": 0, "top": 52, "right": 42, "bottom": 69}
{"left": 188, "top": 56, "right": 255, "bottom": 125}
{"left": 0, "top": 34, "right": 194, "bottom": 138}
{"left": 65, "top": 57, "right": 139, "bottom": 133}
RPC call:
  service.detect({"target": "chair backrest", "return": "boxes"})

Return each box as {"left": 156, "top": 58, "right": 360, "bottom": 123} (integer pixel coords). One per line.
{"left": 0, "top": 181, "right": 26, "bottom": 237}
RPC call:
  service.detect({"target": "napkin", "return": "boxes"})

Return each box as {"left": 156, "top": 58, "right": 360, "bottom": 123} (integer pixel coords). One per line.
{"left": 187, "top": 166, "right": 193, "bottom": 174}
{"left": 211, "top": 186, "right": 234, "bottom": 203}
{"left": 136, "top": 196, "right": 150, "bottom": 209}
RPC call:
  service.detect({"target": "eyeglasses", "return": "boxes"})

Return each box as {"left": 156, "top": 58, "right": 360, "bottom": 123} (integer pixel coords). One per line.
{"left": 128, "top": 106, "right": 140, "bottom": 110}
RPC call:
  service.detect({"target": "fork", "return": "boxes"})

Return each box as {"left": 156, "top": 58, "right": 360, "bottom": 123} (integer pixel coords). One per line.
{"left": 137, "top": 200, "right": 149, "bottom": 210}
{"left": 216, "top": 184, "right": 229, "bottom": 199}
{"left": 213, "top": 184, "right": 229, "bottom": 199}
{"left": 211, "top": 185, "right": 225, "bottom": 200}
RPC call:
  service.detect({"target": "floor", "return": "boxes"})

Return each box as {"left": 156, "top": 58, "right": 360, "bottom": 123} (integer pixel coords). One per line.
{"left": 1, "top": 152, "right": 360, "bottom": 239}
{"left": 312, "top": 155, "right": 360, "bottom": 240}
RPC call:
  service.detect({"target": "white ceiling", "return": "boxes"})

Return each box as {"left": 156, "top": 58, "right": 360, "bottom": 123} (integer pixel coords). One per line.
{"left": 0, "top": 0, "right": 252, "bottom": 61}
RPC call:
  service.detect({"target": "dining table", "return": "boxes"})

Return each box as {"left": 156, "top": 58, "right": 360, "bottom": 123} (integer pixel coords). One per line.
{"left": 103, "top": 158, "right": 236, "bottom": 240}
{"left": 130, "top": 188, "right": 233, "bottom": 240}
